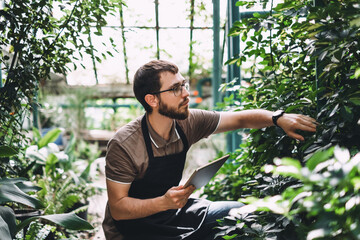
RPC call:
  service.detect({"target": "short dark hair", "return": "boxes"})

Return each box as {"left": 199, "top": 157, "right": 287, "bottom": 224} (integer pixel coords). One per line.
{"left": 133, "top": 60, "right": 179, "bottom": 113}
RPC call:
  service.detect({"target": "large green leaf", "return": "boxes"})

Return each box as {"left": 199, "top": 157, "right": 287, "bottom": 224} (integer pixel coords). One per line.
{"left": 0, "top": 215, "right": 12, "bottom": 240}
{"left": 0, "top": 146, "right": 18, "bottom": 158}
{"left": 38, "top": 128, "right": 62, "bottom": 149}
{"left": 0, "top": 183, "right": 43, "bottom": 209}
{"left": 0, "top": 178, "right": 27, "bottom": 184}
{"left": 306, "top": 147, "right": 334, "bottom": 171}
{"left": 0, "top": 178, "right": 41, "bottom": 193}
{"left": 15, "top": 182, "right": 42, "bottom": 193}
{"left": 0, "top": 206, "right": 16, "bottom": 240}
{"left": 16, "top": 212, "right": 93, "bottom": 234}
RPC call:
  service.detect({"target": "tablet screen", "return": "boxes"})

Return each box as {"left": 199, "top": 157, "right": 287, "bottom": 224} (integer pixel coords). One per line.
{"left": 183, "top": 154, "right": 230, "bottom": 189}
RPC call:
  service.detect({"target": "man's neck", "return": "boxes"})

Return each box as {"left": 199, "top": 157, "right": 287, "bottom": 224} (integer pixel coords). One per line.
{"left": 147, "top": 112, "right": 173, "bottom": 141}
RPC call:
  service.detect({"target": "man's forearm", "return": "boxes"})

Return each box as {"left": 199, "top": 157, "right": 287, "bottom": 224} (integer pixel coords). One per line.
{"left": 215, "top": 109, "right": 273, "bottom": 133}
{"left": 109, "top": 195, "right": 167, "bottom": 220}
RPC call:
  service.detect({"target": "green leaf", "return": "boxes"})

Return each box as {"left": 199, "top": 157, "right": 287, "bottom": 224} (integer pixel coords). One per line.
{"left": 0, "top": 179, "right": 40, "bottom": 194}
{"left": 16, "top": 212, "right": 93, "bottom": 234}
{"left": 0, "top": 206, "right": 16, "bottom": 239}
{"left": 354, "top": 68, "right": 360, "bottom": 78}
{"left": 307, "top": 23, "right": 323, "bottom": 31}
{"left": 235, "top": 1, "right": 248, "bottom": 7}
{"left": 0, "top": 146, "right": 18, "bottom": 158}
{"left": 306, "top": 147, "right": 334, "bottom": 171}
{"left": 253, "top": 12, "right": 261, "bottom": 18}
{"left": 0, "top": 183, "right": 43, "bottom": 209}
{"left": 38, "top": 128, "right": 62, "bottom": 149}
{"left": 349, "top": 98, "right": 360, "bottom": 106}
{"left": 15, "top": 182, "right": 42, "bottom": 193}
{"left": 0, "top": 178, "right": 27, "bottom": 184}
{"left": 350, "top": 17, "right": 360, "bottom": 27}
{"left": 329, "top": 103, "right": 339, "bottom": 117}
{"left": 32, "top": 127, "right": 41, "bottom": 142}
{"left": 45, "top": 153, "right": 59, "bottom": 174}
{"left": 80, "top": 159, "right": 94, "bottom": 181}
{"left": 274, "top": 157, "right": 302, "bottom": 170}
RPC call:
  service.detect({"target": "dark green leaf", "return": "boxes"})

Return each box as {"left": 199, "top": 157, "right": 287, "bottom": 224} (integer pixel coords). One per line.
{"left": 349, "top": 98, "right": 360, "bottom": 106}
{"left": 15, "top": 182, "right": 42, "bottom": 193}
{"left": 0, "top": 146, "right": 18, "bottom": 158}
{"left": 16, "top": 212, "right": 93, "bottom": 234}
{"left": 0, "top": 183, "right": 43, "bottom": 208}
{"left": 0, "top": 206, "right": 16, "bottom": 239}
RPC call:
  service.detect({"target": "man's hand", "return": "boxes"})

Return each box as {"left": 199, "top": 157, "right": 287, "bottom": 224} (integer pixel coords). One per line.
{"left": 277, "top": 113, "right": 318, "bottom": 141}
{"left": 162, "top": 185, "right": 196, "bottom": 209}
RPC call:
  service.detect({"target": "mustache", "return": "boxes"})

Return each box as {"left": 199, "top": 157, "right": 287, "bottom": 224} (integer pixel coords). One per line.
{"left": 179, "top": 98, "right": 189, "bottom": 107}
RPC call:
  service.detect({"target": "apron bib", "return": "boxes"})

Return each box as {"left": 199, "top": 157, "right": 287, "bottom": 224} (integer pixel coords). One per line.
{"left": 114, "top": 115, "right": 210, "bottom": 240}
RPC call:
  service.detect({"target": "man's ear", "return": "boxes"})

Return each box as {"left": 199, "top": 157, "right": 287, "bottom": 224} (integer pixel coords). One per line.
{"left": 144, "top": 94, "right": 159, "bottom": 108}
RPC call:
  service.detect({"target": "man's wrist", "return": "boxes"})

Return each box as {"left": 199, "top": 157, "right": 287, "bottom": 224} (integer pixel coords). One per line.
{"left": 157, "top": 195, "right": 170, "bottom": 212}
{"left": 272, "top": 110, "right": 285, "bottom": 127}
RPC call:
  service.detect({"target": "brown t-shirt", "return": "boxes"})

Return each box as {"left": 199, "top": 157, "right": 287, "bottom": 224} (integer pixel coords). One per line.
{"left": 105, "top": 109, "right": 220, "bottom": 184}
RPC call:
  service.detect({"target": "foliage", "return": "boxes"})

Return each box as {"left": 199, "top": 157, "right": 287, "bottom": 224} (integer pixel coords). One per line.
{"left": 0, "top": 156, "right": 93, "bottom": 240}
{"left": 27, "top": 129, "right": 102, "bottom": 215}
{"left": 221, "top": 146, "right": 360, "bottom": 240}
{"left": 0, "top": 0, "right": 123, "bottom": 150}
{"left": 202, "top": 0, "right": 360, "bottom": 238}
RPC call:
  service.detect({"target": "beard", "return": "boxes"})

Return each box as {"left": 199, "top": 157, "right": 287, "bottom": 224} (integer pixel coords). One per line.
{"left": 158, "top": 97, "right": 189, "bottom": 120}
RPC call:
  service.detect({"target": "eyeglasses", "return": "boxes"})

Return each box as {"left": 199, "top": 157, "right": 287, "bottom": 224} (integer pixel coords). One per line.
{"left": 150, "top": 82, "right": 189, "bottom": 97}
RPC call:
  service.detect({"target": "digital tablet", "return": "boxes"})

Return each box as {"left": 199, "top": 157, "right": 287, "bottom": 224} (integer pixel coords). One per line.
{"left": 183, "top": 154, "right": 230, "bottom": 189}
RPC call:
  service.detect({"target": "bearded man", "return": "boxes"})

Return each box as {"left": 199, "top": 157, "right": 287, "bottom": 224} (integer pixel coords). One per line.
{"left": 102, "top": 60, "right": 317, "bottom": 240}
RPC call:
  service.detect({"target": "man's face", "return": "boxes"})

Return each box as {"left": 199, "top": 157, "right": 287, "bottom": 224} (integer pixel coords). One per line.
{"left": 157, "top": 72, "right": 190, "bottom": 120}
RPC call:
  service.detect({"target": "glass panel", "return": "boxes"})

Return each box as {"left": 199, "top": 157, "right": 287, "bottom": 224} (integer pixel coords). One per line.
{"left": 124, "top": 29, "right": 159, "bottom": 82}
{"left": 158, "top": 0, "right": 189, "bottom": 28}
{"left": 158, "top": 29, "right": 190, "bottom": 75}
{"left": 123, "top": 0, "right": 156, "bottom": 27}
{"left": 192, "top": 29, "right": 214, "bottom": 77}
{"left": 66, "top": 28, "right": 125, "bottom": 85}
{"left": 193, "top": 0, "right": 213, "bottom": 28}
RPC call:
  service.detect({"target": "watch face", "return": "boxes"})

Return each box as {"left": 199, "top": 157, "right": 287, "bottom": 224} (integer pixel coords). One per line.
{"left": 274, "top": 110, "right": 283, "bottom": 116}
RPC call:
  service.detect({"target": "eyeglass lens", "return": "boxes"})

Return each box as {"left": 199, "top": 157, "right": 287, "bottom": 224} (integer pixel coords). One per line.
{"left": 174, "top": 83, "right": 189, "bottom": 96}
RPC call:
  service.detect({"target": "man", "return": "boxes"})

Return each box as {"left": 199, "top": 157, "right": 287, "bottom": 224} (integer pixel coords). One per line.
{"left": 102, "top": 60, "right": 317, "bottom": 240}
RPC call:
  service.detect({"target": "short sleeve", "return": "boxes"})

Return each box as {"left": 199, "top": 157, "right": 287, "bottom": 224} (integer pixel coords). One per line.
{"left": 181, "top": 109, "right": 220, "bottom": 146}
{"left": 105, "top": 138, "right": 137, "bottom": 183}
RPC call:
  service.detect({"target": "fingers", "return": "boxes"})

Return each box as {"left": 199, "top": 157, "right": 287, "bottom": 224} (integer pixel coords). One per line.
{"left": 164, "top": 185, "right": 195, "bottom": 209}
{"left": 279, "top": 113, "right": 318, "bottom": 141}
{"left": 298, "top": 115, "right": 318, "bottom": 130}
{"left": 287, "top": 131, "right": 305, "bottom": 141}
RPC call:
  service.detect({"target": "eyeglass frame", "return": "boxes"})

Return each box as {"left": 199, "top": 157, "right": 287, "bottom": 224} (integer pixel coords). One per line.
{"left": 150, "top": 81, "right": 189, "bottom": 97}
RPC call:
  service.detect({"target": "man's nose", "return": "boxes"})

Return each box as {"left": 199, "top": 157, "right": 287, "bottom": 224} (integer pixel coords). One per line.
{"left": 182, "top": 86, "right": 190, "bottom": 97}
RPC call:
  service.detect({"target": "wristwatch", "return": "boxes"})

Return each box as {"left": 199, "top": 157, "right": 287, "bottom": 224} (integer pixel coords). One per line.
{"left": 272, "top": 110, "right": 285, "bottom": 127}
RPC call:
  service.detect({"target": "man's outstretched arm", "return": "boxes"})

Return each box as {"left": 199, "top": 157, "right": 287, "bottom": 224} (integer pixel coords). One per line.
{"left": 214, "top": 109, "right": 317, "bottom": 141}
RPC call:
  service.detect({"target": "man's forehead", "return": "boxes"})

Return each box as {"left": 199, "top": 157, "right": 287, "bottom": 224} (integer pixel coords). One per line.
{"left": 160, "top": 72, "right": 185, "bottom": 87}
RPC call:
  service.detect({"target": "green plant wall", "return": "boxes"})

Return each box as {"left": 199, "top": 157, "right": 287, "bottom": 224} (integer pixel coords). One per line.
{"left": 202, "top": 0, "right": 360, "bottom": 238}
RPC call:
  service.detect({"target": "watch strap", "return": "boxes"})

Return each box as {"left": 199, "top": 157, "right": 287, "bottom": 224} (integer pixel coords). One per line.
{"left": 272, "top": 110, "right": 285, "bottom": 127}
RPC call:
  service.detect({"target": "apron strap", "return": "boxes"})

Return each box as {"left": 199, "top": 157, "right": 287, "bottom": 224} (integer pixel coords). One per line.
{"left": 141, "top": 114, "right": 154, "bottom": 159}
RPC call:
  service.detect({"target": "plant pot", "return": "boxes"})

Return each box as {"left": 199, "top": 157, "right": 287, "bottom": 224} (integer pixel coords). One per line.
{"left": 14, "top": 208, "right": 43, "bottom": 221}
{"left": 15, "top": 208, "right": 44, "bottom": 239}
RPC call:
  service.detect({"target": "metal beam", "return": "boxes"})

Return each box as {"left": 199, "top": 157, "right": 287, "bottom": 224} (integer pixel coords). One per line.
{"left": 226, "top": 0, "right": 242, "bottom": 152}
{"left": 212, "top": 0, "right": 221, "bottom": 107}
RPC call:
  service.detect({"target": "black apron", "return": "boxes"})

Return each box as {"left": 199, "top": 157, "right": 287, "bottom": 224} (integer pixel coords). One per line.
{"left": 114, "top": 115, "right": 210, "bottom": 240}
